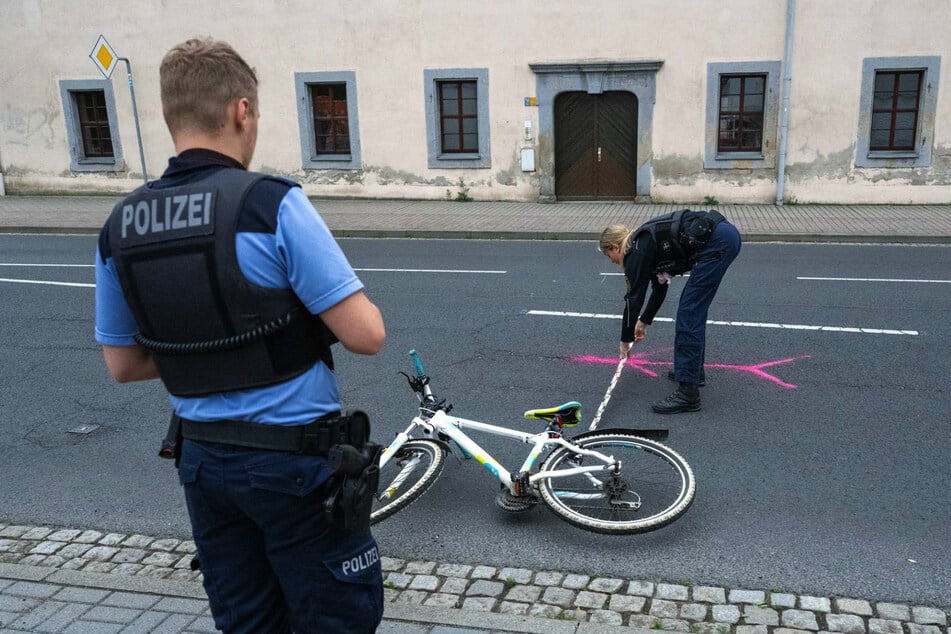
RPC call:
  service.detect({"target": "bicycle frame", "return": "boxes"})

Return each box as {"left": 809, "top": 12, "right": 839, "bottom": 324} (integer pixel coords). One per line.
{"left": 380, "top": 409, "right": 622, "bottom": 496}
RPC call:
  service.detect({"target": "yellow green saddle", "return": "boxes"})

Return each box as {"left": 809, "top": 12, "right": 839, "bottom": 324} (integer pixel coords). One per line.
{"left": 523, "top": 401, "right": 582, "bottom": 427}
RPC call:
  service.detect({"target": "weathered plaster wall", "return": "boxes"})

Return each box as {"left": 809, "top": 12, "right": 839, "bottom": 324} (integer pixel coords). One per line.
{"left": 0, "top": 0, "right": 948, "bottom": 202}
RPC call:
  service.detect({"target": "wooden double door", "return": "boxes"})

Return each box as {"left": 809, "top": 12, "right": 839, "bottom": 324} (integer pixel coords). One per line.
{"left": 554, "top": 91, "right": 638, "bottom": 200}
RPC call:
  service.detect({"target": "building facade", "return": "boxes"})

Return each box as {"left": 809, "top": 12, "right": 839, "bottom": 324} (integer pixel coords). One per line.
{"left": 0, "top": 0, "right": 948, "bottom": 204}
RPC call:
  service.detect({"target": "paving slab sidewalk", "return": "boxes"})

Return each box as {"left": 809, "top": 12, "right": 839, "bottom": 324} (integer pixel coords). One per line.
{"left": 0, "top": 195, "right": 949, "bottom": 242}
{"left": 1, "top": 523, "right": 948, "bottom": 633}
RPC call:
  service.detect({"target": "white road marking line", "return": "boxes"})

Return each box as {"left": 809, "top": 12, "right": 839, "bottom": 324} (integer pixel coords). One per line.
{"left": 355, "top": 268, "right": 506, "bottom": 274}
{"left": 0, "top": 277, "right": 95, "bottom": 288}
{"left": 798, "top": 276, "right": 950, "bottom": 283}
{"left": 526, "top": 310, "right": 918, "bottom": 336}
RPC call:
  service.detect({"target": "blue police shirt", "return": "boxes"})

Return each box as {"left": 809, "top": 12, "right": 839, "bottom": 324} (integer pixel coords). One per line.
{"left": 94, "top": 150, "right": 364, "bottom": 425}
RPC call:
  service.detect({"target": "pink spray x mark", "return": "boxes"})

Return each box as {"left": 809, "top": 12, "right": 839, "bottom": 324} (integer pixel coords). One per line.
{"left": 572, "top": 349, "right": 810, "bottom": 389}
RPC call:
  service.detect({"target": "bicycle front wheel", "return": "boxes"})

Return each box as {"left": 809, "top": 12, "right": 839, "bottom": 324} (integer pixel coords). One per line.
{"left": 537, "top": 431, "right": 695, "bottom": 535}
{"left": 371, "top": 439, "right": 446, "bottom": 525}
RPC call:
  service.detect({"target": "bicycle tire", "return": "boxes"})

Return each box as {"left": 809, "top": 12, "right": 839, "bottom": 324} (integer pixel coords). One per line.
{"left": 370, "top": 439, "right": 446, "bottom": 525}
{"left": 537, "top": 431, "right": 695, "bottom": 535}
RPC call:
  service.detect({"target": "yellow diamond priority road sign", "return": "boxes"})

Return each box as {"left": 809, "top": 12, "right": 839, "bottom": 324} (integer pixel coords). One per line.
{"left": 90, "top": 35, "right": 118, "bottom": 79}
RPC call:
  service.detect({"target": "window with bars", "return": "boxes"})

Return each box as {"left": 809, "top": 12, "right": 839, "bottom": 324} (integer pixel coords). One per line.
{"left": 311, "top": 83, "right": 350, "bottom": 155}
{"left": 60, "top": 79, "right": 122, "bottom": 172}
{"left": 717, "top": 74, "right": 766, "bottom": 153}
{"left": 74, "top": 90, "right": 114, "bottom": 158}
{"left": 294, "top": 72, "right": 360, "bottom": 169}
{"left": 438, "top": 80, "right": 478, "bottom": 153}
{"left": 870, "top": 70, "right": 922, "bottom": 151}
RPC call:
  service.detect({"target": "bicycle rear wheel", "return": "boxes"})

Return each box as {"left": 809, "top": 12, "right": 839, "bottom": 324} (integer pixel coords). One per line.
{"left": 371, "top": 439, "right": 446, "bottom": 525}
{"left": 537, "top": 431, "right": 695, "bottom": 535}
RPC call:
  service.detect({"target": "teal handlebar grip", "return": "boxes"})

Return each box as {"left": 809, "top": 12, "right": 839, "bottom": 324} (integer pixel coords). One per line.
{"left": 409, "top": 349, "right": 425, "bottom": 377}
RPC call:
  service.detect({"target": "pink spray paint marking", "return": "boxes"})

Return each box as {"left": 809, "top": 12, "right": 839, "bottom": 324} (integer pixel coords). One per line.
{"left": 572, "top": 350, "right": 810, "bottom": 389}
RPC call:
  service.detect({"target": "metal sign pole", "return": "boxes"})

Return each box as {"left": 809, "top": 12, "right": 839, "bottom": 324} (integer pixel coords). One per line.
{"left": 118, "top": 57, "right": 148, "bottom": 184}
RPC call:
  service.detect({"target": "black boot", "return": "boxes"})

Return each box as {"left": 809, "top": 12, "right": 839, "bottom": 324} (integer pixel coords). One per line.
{"left": 652, "top": 382, "right": 701, "bottom": 414}
{"left": 667, "top": 370, "right": 705, "bottom": 387}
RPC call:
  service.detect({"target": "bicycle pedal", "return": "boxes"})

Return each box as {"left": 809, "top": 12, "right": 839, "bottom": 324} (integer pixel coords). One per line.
{"left": 495, "top": 487, "right": 538, "bottom": 513}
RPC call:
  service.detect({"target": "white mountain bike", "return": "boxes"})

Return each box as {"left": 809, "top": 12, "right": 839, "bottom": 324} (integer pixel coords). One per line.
{"left": 370, "top": 350, "right": 696, "bottom": 535}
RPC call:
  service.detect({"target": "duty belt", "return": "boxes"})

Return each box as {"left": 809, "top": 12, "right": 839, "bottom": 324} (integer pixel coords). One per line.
{"left": 179, "top": 411, "right": 369, "bottom": 456}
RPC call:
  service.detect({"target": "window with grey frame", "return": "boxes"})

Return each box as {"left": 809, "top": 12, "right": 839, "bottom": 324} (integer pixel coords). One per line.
{"left": 855, "top": 56, "right": 939, "bottom": 168}
{"left": 294, "top": 71, "right": 360, "bottom": 170}
{"left": 704, "top": 62, "right": 779, "bottom": 170}
{"left": 59, "top": 79, "right": 123, "bottom": 172}
{"left": 424, "top": 68, "right": 490, "bottom": 168}
{"left": 717, "top": 74, "right": 766, "bottom": 154}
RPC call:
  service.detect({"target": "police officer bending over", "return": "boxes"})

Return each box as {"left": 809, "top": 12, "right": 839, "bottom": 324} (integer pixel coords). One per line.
{"left": 94, "top": 38, "right": 386, "bottom": 633}
{"left": 599, "top": 210, "right": 741, "bottom": 414}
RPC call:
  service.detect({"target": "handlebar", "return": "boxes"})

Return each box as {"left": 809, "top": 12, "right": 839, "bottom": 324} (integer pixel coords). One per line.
{"left": 403, "top": 349, "right": 452, "bottom": 414}
{"left": 409, "top": 349, "right": 426, "bottom": 378}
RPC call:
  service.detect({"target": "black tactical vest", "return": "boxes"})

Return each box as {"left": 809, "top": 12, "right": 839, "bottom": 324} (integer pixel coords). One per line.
{"left": 633, "top": 209, "right": 724, "bottom": 275}
{"left": 107, "top": 168, "right": 334, "bottom": 397}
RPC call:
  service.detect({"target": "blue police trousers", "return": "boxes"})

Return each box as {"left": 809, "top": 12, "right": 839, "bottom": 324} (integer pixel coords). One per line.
{"left": 177, "top": 439, "right": 383, "bottom": 634}
{"left": 672, "top": 221, "right": 742, "bottom": 385}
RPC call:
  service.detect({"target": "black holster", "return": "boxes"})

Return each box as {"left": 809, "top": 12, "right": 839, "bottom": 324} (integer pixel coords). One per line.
{"left": 324, "top": 439, "right": 383, "bottom": 532}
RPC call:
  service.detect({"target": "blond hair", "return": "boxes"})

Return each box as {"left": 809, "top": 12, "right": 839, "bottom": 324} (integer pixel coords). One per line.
{"left": 160, "top": 38, "right": 258, "bottom": 136}
{"left": 599, "top": 224, "right": 634, "bottom": 256}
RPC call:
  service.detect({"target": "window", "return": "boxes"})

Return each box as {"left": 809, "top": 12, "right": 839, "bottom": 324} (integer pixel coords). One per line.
{"left": 869, "top": 71, "right": 922, "bottom": 151}
{"left": 424, "top": 68, "right": 490, "bottom": 168}
{"left": 294, "top": 72, "right": 361, "bottom": 170}
{"left": 59, "top": 79, "right": 123, "bottom": 172}
{"left": 75, "top": 91, "right": 114, "bottom": 158}
{"left": 717, "top": 75, "right": 766, "bottom": 153}
{"left": 704, "top": 62, "right": 780, "bottom": 170}
{"left": 312, "top": 84, "right": 350, "bottom": 154}
{"left": 855, "top": 57, "right": 940, "bottom": 168}
{"left": 438, "top": 80, "right": 478, "bottom": 153}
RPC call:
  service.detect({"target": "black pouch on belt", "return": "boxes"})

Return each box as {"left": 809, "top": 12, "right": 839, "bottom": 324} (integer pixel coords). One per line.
{"left": 324, "top": 413, "right": 383, "bottom": 532}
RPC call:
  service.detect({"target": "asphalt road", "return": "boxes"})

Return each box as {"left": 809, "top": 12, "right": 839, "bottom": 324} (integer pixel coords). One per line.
{"left": 0, "top": 235, "right": 948, "bottom": 607}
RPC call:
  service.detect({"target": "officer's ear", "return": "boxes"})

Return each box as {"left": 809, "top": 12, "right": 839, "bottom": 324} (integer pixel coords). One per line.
{"left": 234, "top": 97, "right": 255, "bottom": 129}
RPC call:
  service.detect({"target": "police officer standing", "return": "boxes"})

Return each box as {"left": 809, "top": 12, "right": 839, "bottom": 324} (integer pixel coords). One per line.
{"left": 598, "top": 210, "right": 741, "bottom": 414}
{"left": 95, "top": 38, "right": 386, "bottom": 633}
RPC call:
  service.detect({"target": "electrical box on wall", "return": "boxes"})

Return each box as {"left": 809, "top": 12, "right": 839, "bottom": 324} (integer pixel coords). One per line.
{"left": 523, "top": 120, "right": 533, "bottom": 141}
{"left": 520, "top": 148, "right": 535, "bottom": 172}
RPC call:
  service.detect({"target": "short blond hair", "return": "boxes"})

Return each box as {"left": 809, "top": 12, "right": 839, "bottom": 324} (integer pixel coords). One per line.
{"left": 160, "top": 38, "right": 258, "bottom": 136}
{"left": 599, "top": 224, "right": 633, "bottom": 256}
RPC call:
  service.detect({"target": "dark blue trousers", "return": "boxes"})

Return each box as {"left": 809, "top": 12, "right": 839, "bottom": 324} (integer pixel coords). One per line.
{"left": 178, "top": 439, "right": 383, "bottom": 634}
{"left": 672, "top": 221, "right": 742, "bottom": 385}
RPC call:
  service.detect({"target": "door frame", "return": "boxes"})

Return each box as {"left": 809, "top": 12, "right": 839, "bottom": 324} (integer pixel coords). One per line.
{"left": 530, "top": 60, "right": 663, "bottom": 202}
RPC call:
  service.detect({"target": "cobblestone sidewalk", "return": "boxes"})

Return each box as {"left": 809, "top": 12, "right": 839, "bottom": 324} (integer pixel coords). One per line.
{"left": 1, "top": 523, "right": 947, "bottom": 634}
